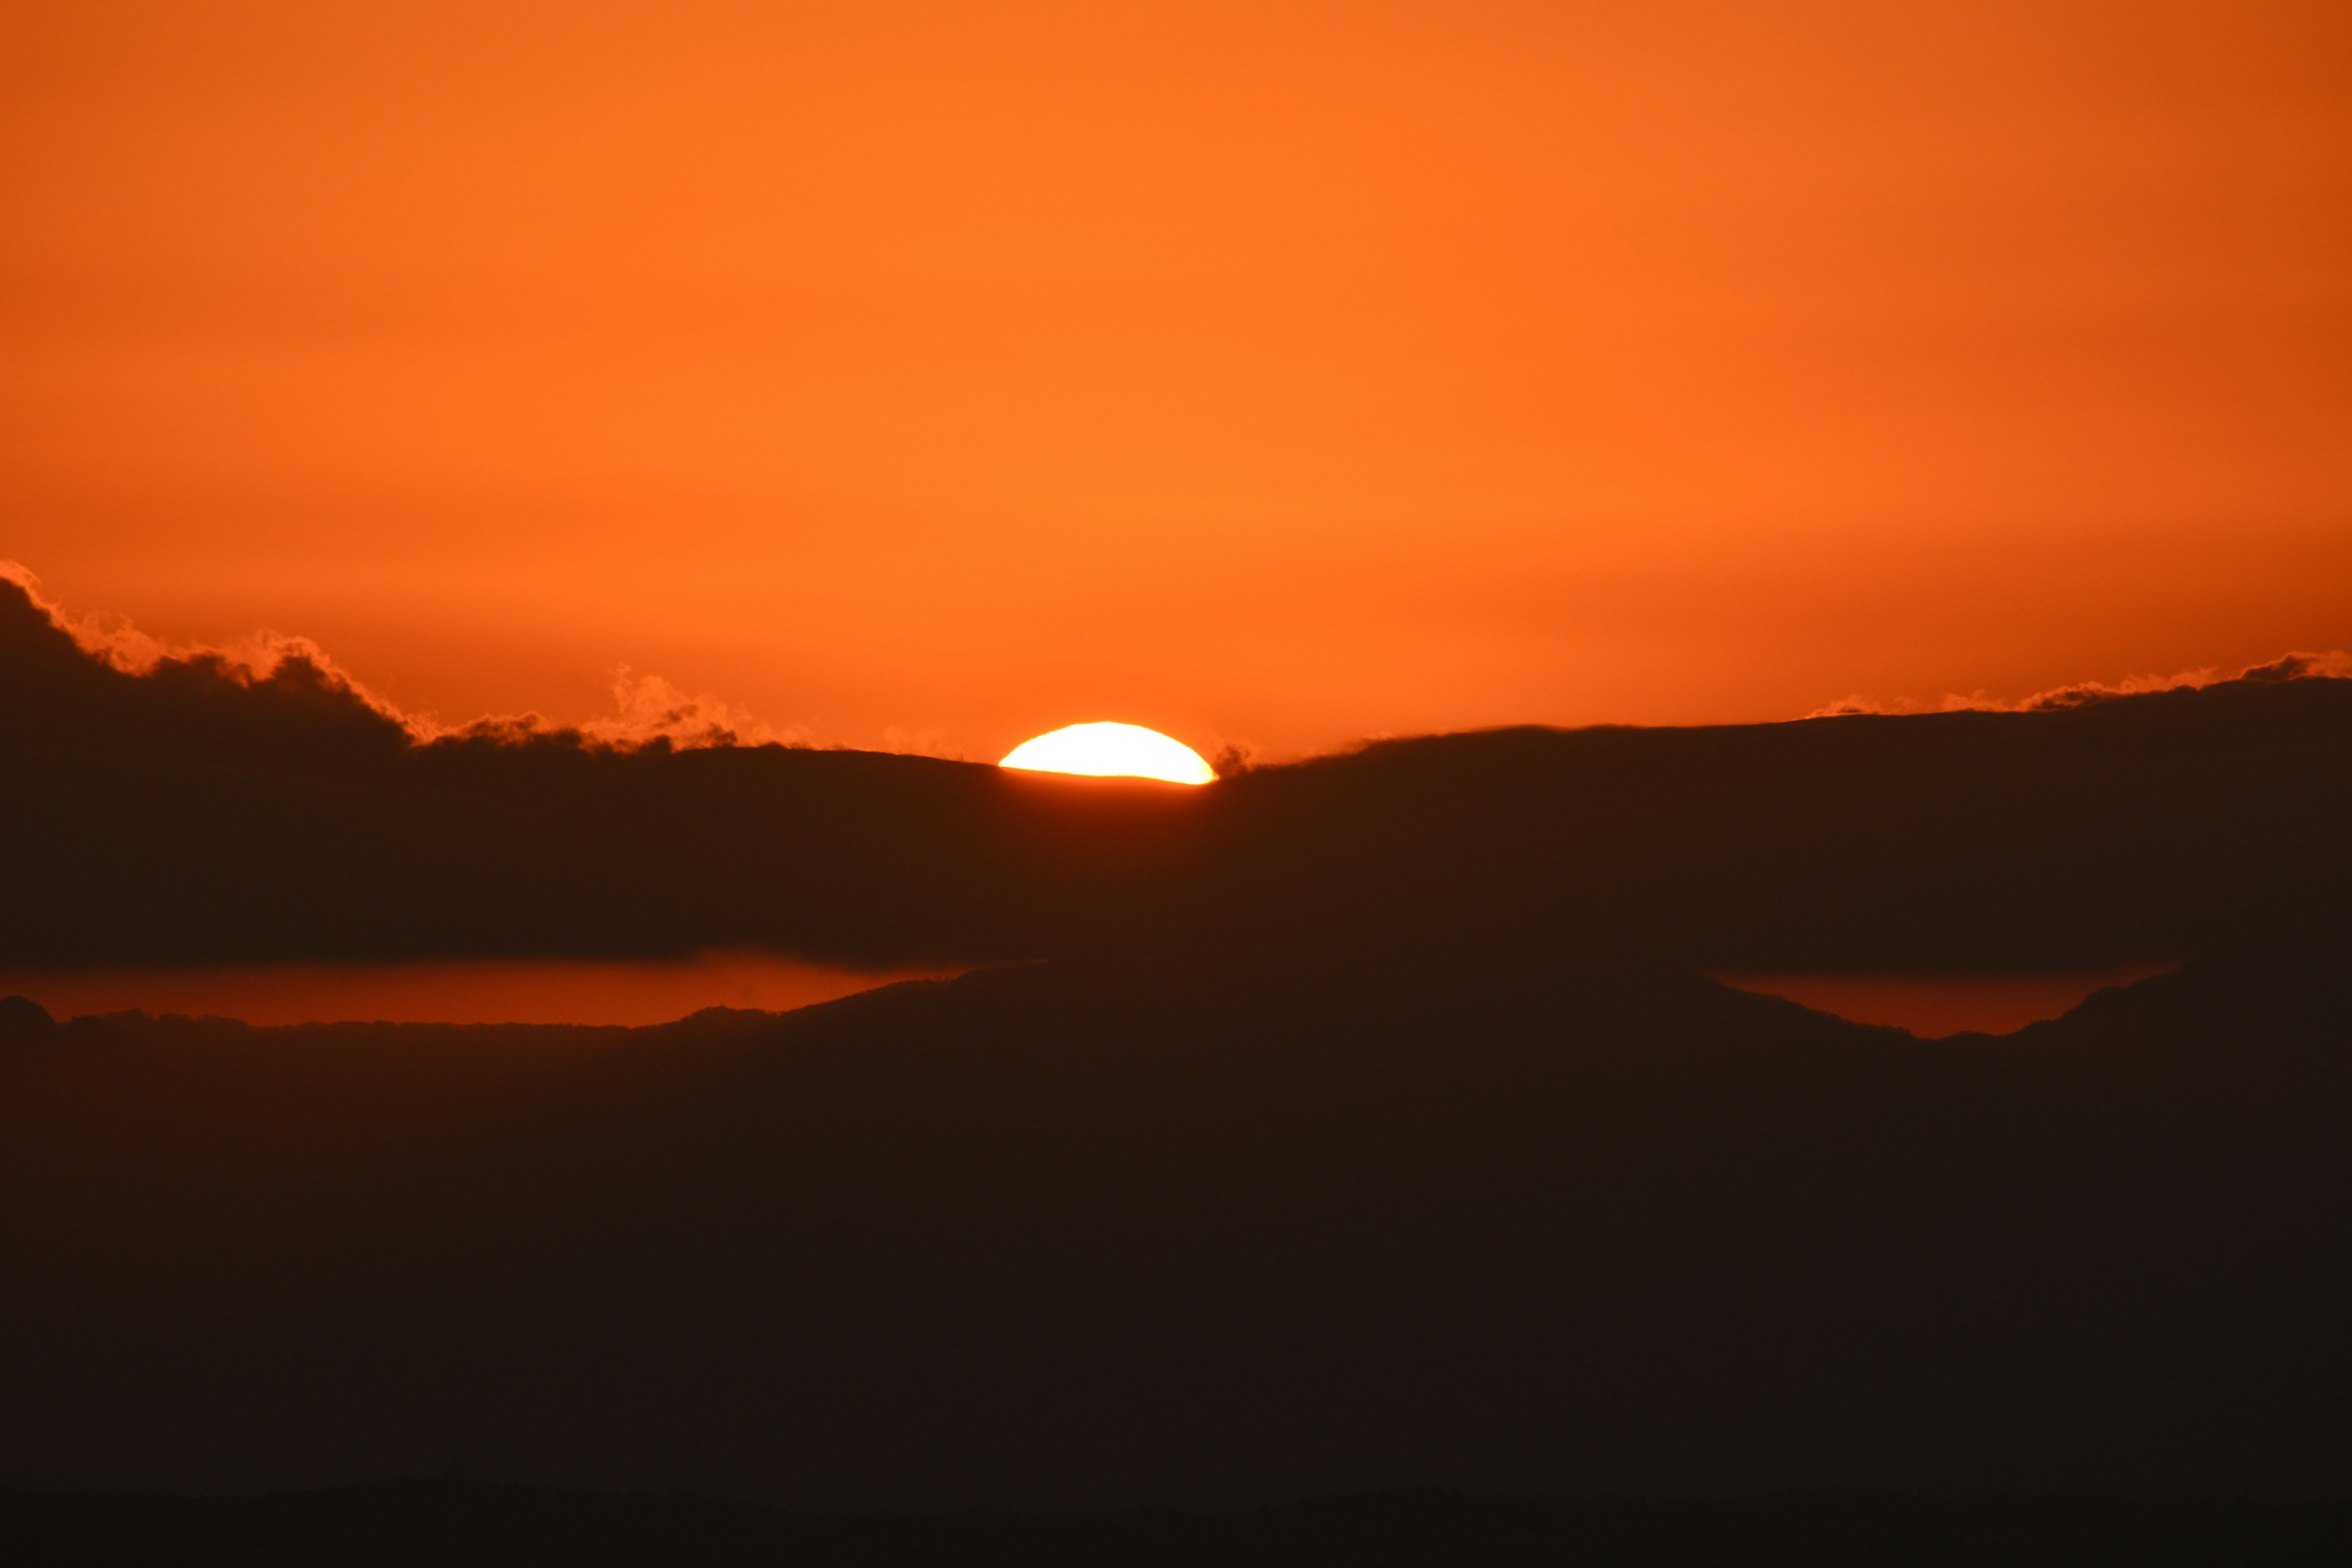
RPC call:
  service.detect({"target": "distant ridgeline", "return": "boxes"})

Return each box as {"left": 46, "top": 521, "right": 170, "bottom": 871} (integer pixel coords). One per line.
{"left": 3, "top": 1482, "right": 2350, "bottom": 1566}
{"left": 2, "top": 576, "right": 2348, "bottom": 974}
{"left": 1, "top": 949, "right": 2347, "bottom": 1504}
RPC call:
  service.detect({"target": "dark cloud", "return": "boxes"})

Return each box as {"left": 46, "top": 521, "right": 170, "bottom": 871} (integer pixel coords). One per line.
{"left": 0, "top": 574, "right": 1207, "bottom": 968}
{"left": 1943, "top": 651, "right": 2348, "bottom": 712}
{"left": 2240, "top": 650, "right": 2352, "bottom": 683}
{"left": 0, "top": 573, "right": 411, "bottom": 770}
{"left": 2, "top": 575, "right": 2349, "bottom": 973}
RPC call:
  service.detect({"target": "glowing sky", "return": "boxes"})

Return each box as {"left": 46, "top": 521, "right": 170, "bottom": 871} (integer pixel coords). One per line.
{"left": 3, "top": 1, "right": 2347, "bottom": 760}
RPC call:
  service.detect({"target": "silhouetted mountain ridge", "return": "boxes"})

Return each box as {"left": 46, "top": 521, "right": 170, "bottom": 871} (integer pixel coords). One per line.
{"left": 4, "top": 948, "right": 2343, "bottom": 1506}
{"left": 4, "top": 1477, "right": 2349, "bottom": 1567}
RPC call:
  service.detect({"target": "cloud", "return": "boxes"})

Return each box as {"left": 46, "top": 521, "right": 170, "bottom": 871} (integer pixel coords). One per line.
{"left": 1999, "top": 668, "right": 2217, "bottom": 712}
{"left": 879, "top": 725, "right": 968, "bottom": 761}
{"left": 0, "top": 565, "right": 413, "bottom": 769}
{"left": 1205, "top": 738, "right": 1259, "bottom": 777}
{"left": 1, "top": 560, "right": 407, "bottom": 715}
{"left": 1804, "top": 696, "right": 1891, "bottom": 718}
{"left": 1805, "top": 652, "right": 2348, "bottom": 718}
{"left": 2238, "top": 650, "right": 2352, "bottom": 683}
{"left": 0, "top": 565, "right": 802, "bottom": 759}
{"left": 1994, "top": 652, "right": 2348, "bottom": 711}
{"left": 430, "top": 670, "right": 810, "bottom": 752}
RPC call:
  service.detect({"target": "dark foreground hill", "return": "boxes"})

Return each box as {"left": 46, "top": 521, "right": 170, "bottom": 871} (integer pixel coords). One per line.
{"left": 4, "top": 943, "right": 2345, "bottom": 1507}
{"left": 6, "top": 1481, "right": 2350, "bottom": 1567}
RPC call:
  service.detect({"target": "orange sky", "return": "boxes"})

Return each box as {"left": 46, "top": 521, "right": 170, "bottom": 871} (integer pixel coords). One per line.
{"left": 3, "top": 1, "right": 2347, "bottom": 761}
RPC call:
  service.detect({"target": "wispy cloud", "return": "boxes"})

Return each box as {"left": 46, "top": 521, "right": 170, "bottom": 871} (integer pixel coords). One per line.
{"left": 1807, "top": 653, "right": 2349, "bottom": 719}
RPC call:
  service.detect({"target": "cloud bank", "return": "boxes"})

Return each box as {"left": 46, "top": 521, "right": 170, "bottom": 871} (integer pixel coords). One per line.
{"left": 3, "top": 570, "right": 2348, "bottom": 975}
{"left": 0, "top": 563, "right": 801, "bottom": 755}
{"left": 1806, "top": 651, "right": 2352, "bottom": 720}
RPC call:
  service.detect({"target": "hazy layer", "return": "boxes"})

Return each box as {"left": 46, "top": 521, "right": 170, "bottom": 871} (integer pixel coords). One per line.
{"left": 1717, "top": 965, "right": 2176, "bottom": 1038}
{"left": 0, "top": 954, "right": 956, "bottom": 1028}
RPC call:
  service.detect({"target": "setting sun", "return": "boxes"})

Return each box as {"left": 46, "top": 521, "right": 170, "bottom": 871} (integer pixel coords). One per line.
{"left": 998, "top": 723, "right": 1215, "bottom": 785}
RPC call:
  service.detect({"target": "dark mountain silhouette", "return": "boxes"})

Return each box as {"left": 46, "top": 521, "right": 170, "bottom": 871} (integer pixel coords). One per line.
{"left": 2, "top": 576, "right": 2348, "bottom": 973}
{"left": 4, "top": 1480, "right": 2350, "bottom": 1567}
{"left": 3, "top": 944, "right": 2345, "bottom": 1507}
{"left": 4, "top": 575, "right": 2348, "bottom": 1518}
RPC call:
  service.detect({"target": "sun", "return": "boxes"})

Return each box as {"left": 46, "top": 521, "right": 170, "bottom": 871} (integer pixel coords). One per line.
{"left": 998, "top": 722, "right": 1216, "bottom": 785}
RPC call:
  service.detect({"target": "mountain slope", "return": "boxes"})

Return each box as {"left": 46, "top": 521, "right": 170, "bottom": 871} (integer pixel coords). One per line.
{"left": 4, "top": 945, "right": 2343, "bottom": 1505}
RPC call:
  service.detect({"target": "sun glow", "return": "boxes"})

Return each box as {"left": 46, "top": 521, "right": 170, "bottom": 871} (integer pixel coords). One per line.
{"left": 998, "top": 722, "right": 1215, "bottom": 785}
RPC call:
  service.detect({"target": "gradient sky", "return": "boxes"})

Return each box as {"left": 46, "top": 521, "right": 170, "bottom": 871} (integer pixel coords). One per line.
{"left": 4, "top": 1, "right": 2347, "bottom": 761}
